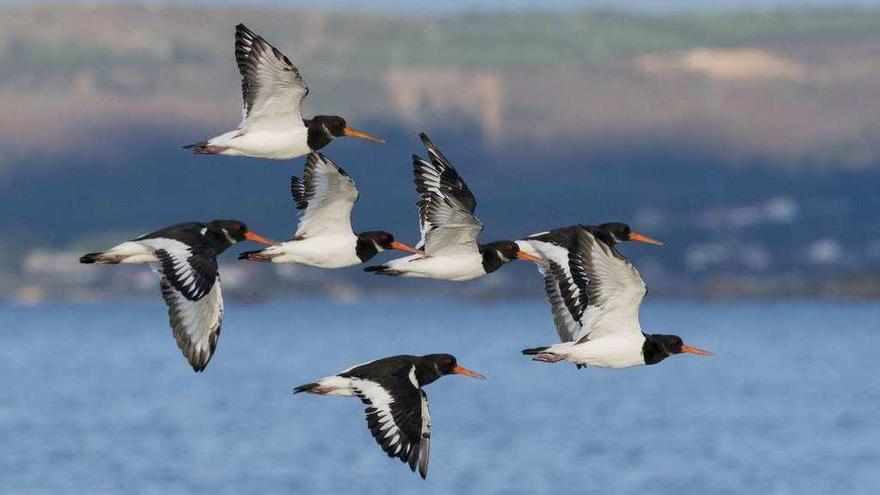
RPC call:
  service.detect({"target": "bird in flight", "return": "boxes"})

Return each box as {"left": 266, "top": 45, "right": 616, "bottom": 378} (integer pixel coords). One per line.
{"left": 185, "top": 24, "right": 383, "bottom": 159}
{"left": 79, "top": 220, "right": 275, "bottom": 371}
{"left": 521, "top": 227, "right": 711, "bottom": 368}
{"left": 365, "top": 133, "right": 542, "bottom": 280}
{"left": 293, "top": 353, "right": 485, "bottom": 479}
{"left": 239, "top": 153, "right": 419, "bottom": 267}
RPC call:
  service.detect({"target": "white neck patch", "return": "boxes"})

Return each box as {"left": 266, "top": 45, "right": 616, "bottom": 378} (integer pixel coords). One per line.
{"left": 221, "top": 229, "right": 236, "bottom": 244}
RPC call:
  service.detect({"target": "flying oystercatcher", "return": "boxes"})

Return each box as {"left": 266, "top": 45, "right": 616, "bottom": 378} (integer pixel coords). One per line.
{"left": 521, "top": 227, "right": 711, "bottom": 368}
{"left": 79, "top": 220, "right": 275, "bottom": 371}
{"left": 518, "top": 222, "right": 663, "bottom": 261}
{"left": 184, "top": 24, "right": 383, "bottom": 159}
{"left": 239, "top": 153, "right": 418, "bottom": 267}
{"left": 294, "top": 354, "right": 485, "bottom": 479}
{"left": 364, "top": 133, "right": 542, "bottom": 280}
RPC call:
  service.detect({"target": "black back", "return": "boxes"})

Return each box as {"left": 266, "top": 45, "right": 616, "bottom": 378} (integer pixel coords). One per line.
{"left": 527, "top": 225, "right": 580, "bottom": 249}
{"left": 134, "top": 219, "right": 249, "bottom": 256}
{"left": 340, "top": 354, "right": 457, "bottom": 388}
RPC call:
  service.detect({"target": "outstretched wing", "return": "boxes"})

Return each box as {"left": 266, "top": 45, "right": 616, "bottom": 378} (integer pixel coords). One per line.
{"left": 541, "top": 261, "right": 588, "bottom": 343}
{"left": 413, "top": 133, "right": 482, "bottom": 256}
{"left": 572, "top": 228, "right": 647, "bottom": 343}
{"left": 235, "top": 23, "right": 309, "bottom": 131}
{"left": 525, "top": 238, "right": 587, "bottom": 342}
{"left": 290, "top": 153, "right": 359, "bottom": 238}
{"left": 153, "top": 248, "right": 223, "bottom": 372}
{"left": 351, "top": 366, "right": 431, "bottom": 478}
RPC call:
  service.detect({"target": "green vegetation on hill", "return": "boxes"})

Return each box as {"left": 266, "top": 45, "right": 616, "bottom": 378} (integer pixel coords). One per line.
{"left": 2, "top": 6, "right": 880, "bottom": 89}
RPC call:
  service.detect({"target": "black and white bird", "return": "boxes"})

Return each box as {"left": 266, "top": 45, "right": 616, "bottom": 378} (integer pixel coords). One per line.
{"left": 293, "top": 354, "right": 484, "bottom": 479}
{"left": 239, "top": 153, "right": 418, "bottom": 267}
{"left": 184, "top": 24, "right": 384, "bottom": 159}
{"left": 364, "top": 133, "right": 542, "bottom": 280}
{"left": 521, "top": 227, "right": 711, "bottom": 368}
{"left": 518, "top": 222, "right": 663, "bottom": 261}
{"left": 79, "top": 220, "right": 275, "bottom": 372}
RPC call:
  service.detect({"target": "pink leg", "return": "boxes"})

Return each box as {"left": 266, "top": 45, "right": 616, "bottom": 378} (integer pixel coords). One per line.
{"left": 532, "top": 352, "right": 566, "bottom": 363}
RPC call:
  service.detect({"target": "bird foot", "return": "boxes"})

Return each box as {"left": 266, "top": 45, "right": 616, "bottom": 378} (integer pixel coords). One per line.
{"left": 532, "top": 353, "right": 565, "bottom": 363}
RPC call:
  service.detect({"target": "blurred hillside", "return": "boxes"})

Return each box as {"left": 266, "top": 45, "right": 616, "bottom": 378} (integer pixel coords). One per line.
{"left": 1, "top": 5, "right": 879, "bottom": 301}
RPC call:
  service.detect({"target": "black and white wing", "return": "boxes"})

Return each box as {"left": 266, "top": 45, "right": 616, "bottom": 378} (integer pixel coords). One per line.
{"left": 153, "top": 246, "right": 223, "bottom": 372}
{"left": 541, "top": 257, "right": 588, "bottom": 343}
{"left": 571, "top": 228, "right": 647, "bottom": 343}
{"left": 413, "top": 133, "right": 483, "bottom": 256}
{"left": 521, "top": 234, "right": 586, "bottom": 342}
{"left": 235, "top": 23, "right": 309, "bottom": 131}
{"left": 290, "top": 153, "right": 359, "bottom": 238}
{"left": 351, "top": 367, "right": 431, "bottom": 478}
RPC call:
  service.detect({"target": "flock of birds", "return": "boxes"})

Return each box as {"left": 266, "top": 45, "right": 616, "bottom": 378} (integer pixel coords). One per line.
{"left": 79, "top": 24, "right": 712, "bottom": 479}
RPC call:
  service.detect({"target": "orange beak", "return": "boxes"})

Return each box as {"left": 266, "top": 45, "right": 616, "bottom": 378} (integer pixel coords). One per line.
{"left": 244, "top": 231, "right": 277, "bottom": 245}
{"left": 516, "top": 251, "right": 545, "bottom": 264}
{"left": 451, "top": 365, "right": 486, "bottom": 380}
{"left": 342, "top": 126, "right": 385, "bottom": 144}
{"left": 390, "top": 240, "right": 420, "bottom": 254}
{"left": 629, "top": 231, "right": 663, "bottom": 246}
{"left": 681, "top": 344, "right": 713, "bottom": 356}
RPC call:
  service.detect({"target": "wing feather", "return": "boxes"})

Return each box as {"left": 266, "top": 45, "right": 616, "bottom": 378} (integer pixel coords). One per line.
{"left": 352, "top": 367, "right": 430, "bottom": 478}
{"left": 159, "top": 276, "right": 223, "bottom": 372}
{"left": 413, "top": 133, "right": 482, "bottom": 256}
{"left": 525, "top": 239, "right": 586, "bottom": 342}
{"left": 291, "top": 153, "right": 359, "bottom": 238}
{"left": 235, "top": 24, "right": 308, "bottom": 130}
{"left": 573, "top": 229, "right": 647, "bottom": 342}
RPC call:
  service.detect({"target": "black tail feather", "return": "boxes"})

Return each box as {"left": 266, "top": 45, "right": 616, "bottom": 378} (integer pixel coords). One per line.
{"left": 183, "top": 141, "right": 226, "bottom": 154}
{"left": 521, "top": 346, "right": 550, "bottom": 355}
{"left": 293, "top": 382, "right": 319, "bottom": 394}
{"left": 182, "top": 140, "right": 207, "bottom": 150}
{"left": 79, "top": 252, "right": 103, "bottom": 264}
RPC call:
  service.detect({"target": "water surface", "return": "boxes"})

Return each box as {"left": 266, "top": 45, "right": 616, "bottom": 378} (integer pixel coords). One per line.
{"left": 1, "top": 300, "right": 878, "bottom": 494}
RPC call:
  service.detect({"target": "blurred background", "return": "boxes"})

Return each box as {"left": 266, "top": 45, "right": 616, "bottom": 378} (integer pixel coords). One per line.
{"left": 2, "top": 1, "right": 880, "bottom": 494}
{"left": 3, "top": 0, "right": 880, "bottom": 302}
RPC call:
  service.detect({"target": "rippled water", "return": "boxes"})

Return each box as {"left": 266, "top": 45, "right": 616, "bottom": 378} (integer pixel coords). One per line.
{"left": 1, "top": 299, "right": 878, "bottom": 494}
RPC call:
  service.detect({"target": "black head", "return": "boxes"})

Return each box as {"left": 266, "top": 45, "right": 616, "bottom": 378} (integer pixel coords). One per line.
{"left": 205, "top": 219, "right": 275, "bottom": 250}
{"left": 311, "top": 115, "right": 385, "bottom": 142}
{"left": 206, "top": 219, "right": 248, "bottom": 244}
{"left": 598, "top": 222, "right": 663, "bottom": 245}
{"left": 418, "top": 354, "right": 485, "bottom": 385}
{"left": 313, "top": 115, "right": 347, "bottom": 137}
{"left": 355, "top": 231, "right": 419, "bottom": 262}
{"left": 643, "top": 334, "right": 713, "bottom": 365}
{"left": 479, "top": 240, "right": 543, "bottom": 274}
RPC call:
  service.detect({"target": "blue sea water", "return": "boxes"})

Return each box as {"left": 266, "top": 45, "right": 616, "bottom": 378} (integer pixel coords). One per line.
{"left": 1, "top": 299, "right": 878, "bottom": 494}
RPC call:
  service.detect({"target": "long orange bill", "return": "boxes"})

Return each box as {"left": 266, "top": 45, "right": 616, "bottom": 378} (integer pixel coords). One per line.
{"left": 244, "top": 231, "right": 278, "bottom": 245}
{"left": 629, "top": 232, "right": 664, "bottom": 246}
{"left": 342, "top": 126, "right": 385, "bottom": 144}
{"left": 391, "top": 240, "right": 420, "bottom": 254}
{"left": 452, "top": 365, "right": 486, "bottom": 380}
{"left": 681, "top": 344, "right": 713, "bottom": 356}
{"left": 516, "top": 251, "right": 545, "bottom": 264}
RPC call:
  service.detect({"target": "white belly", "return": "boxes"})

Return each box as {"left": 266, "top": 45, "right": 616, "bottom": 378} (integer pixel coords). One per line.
{"left": 314, "top": 376, "right": 356, "bottom": 396}
{"left": 386, "top": 253, "right": 485, "bottom": 281}
{"left": 263, "top": 235, "right": 361, "bottom": 268}
{"left": 212, "top": 127, "right": 310, "bottom": 160}
{"left": 562, "top": 335, "right": 647, "bottom": 369}
{"left": 105, "top": 241, "right": 159, "bottom": 263}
